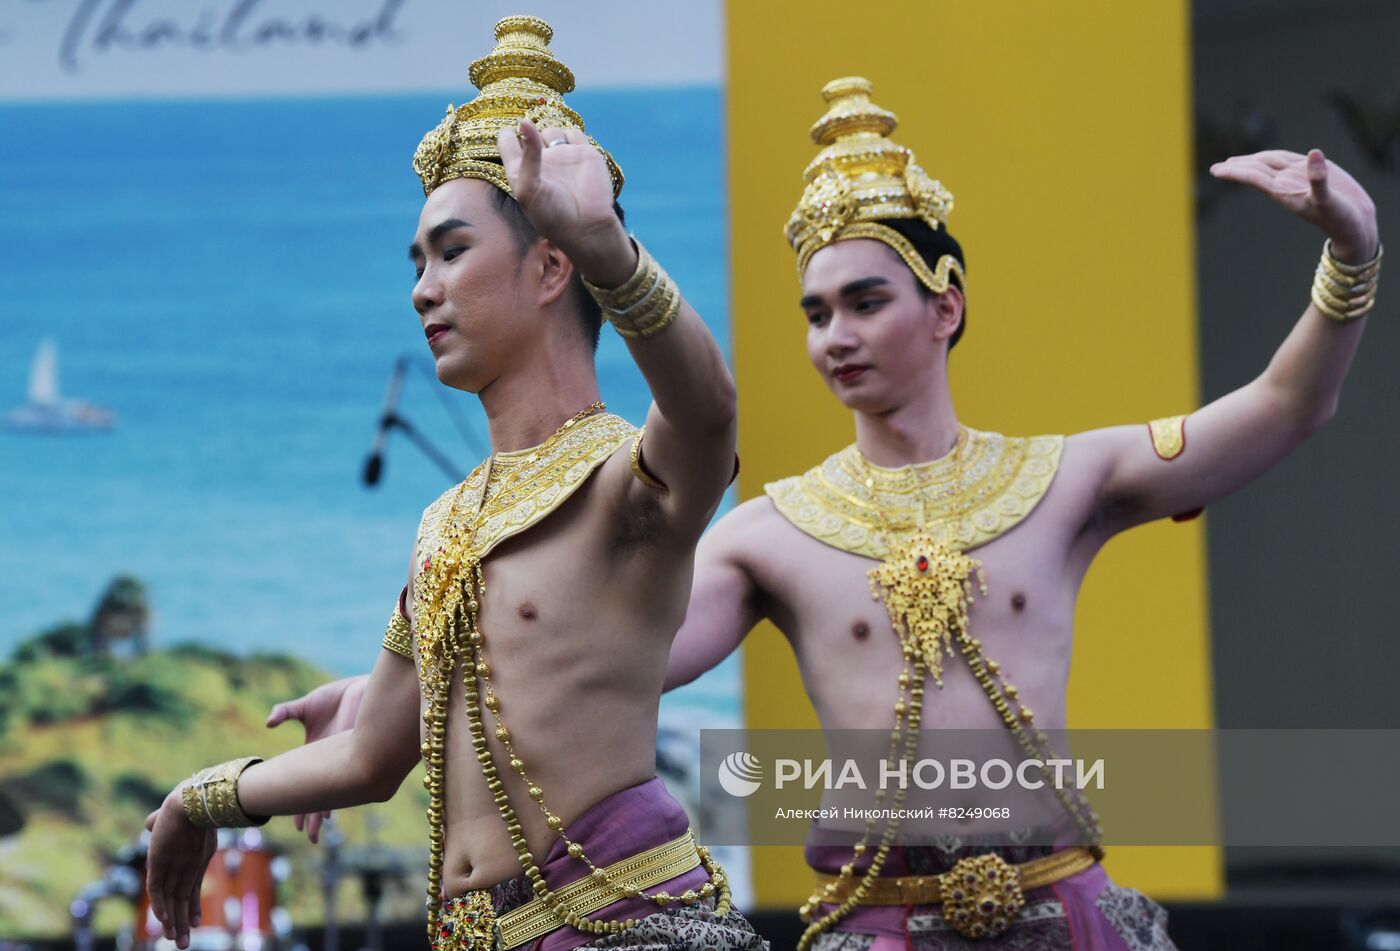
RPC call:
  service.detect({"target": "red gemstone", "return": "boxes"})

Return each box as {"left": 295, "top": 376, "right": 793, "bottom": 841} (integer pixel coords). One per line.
{"left": 916, "top": 556, "right": 929, "bottom": 572}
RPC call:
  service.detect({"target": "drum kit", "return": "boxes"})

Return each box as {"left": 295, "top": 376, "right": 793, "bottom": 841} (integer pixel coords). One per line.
{"left": 69, "top": 821, "right": 414, "bottom": 951}
{"left": 69, "top": 828, "right": 290, "bottom": 951}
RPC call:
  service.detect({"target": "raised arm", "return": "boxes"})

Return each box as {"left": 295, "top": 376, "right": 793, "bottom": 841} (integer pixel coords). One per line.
{"left": 1078, "top": 149, "right": 1379, "bottom": 533}
{"left": 497, "top": 120, "right": 738, "bottom": 539}
{"left": 664, "top": 501, "right": 768, "bottom": 690}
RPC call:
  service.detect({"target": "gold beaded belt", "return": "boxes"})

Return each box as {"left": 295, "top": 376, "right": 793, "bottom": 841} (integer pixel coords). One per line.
{"left": 811, "top": 846, "right": 1098, "bottom": 940}
{"left": 437, "top": 833, "right": 702, "bottom": 951}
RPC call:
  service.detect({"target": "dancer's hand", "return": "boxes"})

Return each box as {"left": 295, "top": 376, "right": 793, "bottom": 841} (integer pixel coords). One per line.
{"left": 496, "top": 118, "right": 635, "bottom": 286}
{"left": 266, "top": 675, "right": 367, "bottom": 842}
{"left": 1211, "top": 149, "right": 1379, "bottom": 263}
{"left": 144, "top": 788, "right": 217, "bottom": 950}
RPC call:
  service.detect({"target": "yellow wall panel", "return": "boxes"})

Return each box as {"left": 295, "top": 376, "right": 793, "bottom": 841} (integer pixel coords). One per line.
{"left": 728, "top": 0, "right": 1223, "bottom": 907}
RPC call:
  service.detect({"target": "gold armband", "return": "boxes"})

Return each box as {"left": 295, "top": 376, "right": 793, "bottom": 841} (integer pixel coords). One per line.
{"left": 382, "top": 601, "right": 413, "bottom": 659}
{"left": 582, "top": 238, "right": 681, "bottom": 339}
{"left": 629, "top": 429, "right": 668, "bottom": 491}
{"left": 181, "top": 757, "right": 268, "bottom": 829}
{"left": 1311, "top": 240, "right": 1381, "bottom": 323}
{"left": 1147, "top": 415, "right": 1187, "bottom": 461}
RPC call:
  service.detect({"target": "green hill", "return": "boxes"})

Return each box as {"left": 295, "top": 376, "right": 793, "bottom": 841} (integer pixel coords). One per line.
{"left": 0, "top": 630, "right": 430, "bottom": 939}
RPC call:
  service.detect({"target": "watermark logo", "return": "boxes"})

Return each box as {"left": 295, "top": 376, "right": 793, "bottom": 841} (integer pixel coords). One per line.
{"left": 717, "top": 751, "right": 763, "bottom": 798}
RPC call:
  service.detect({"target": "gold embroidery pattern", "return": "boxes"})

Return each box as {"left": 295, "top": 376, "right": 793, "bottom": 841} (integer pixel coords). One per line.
{"left": 414, "top": 413, "right": 637, "bottom": 573}
{"left": 1147, "top": 415, "right": 1186, "bottom": 461}
{"left": 764, "top": 429, "right": 1063, "bottom": 558}
{"left": 382, "top": 603, "right": 413, "bottom": 659}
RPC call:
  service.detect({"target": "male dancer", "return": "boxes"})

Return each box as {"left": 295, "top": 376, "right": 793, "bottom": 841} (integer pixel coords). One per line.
{"left": 665, "top": 79, "right": 1379, "bottom": 949}
{"left": 277, "top": 76, "right": 1382, "bottom": 949}
{"left": 142, "top": 17, "right": 764, "bottom": 951}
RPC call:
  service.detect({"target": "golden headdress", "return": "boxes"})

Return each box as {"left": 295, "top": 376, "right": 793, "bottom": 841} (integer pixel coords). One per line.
{"left": 785, "top": 77, "right": 963, "bottom": 294}
{"left": 411, "top": 15, "right": 624, "bottom": 198}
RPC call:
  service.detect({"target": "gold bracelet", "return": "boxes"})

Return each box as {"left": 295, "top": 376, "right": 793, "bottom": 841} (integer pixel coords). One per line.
{"left": 1311, "top": 240, "right": 1381, "bottom": 323}
{"left": 1322, "top": 239, "right": 1382, "bottom": 276}
{"left": 585, "top": 239, "right": 656, "bottom": 309}
{"left": 181, "top": 757, "right": 269, "bottom": 828}
{"left": 1312, "top": 277, "right": 1375, "bottom": 319}
{"left": 582, "top": 239, "right": 652, "bottom": 308}
{"left": 614, "top": 268, "right": 681, "bottom": 339}
{"left": 582, "top": 238, "right": 682, "bottom": 339}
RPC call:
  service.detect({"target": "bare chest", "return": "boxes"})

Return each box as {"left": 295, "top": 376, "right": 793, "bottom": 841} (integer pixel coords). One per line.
{"left": 750, "top": 510, "right": 1083, "bottom": 731}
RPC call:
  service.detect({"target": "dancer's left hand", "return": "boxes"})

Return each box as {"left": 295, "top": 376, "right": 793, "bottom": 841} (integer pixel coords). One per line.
{"left": 144, "top": 788, "right": 217, "bottom": 950}
{"left": 496, "top": 118, "right": 634, "bottom": 285}
{"left": 1211, "top": 148, "right": 1379, "bottom": 263}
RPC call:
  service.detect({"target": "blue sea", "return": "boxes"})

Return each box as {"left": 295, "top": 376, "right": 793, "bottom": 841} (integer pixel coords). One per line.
{"left": 0, "top": 88, "right": 739, "bottom": 725}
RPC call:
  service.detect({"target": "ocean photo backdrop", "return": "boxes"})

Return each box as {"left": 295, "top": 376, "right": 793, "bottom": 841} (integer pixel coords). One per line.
{"left": 0, "top": 87, "right": 735, "bottom": 691}
{"left": 0, "top": 87, "right": 745, "bottom": 934}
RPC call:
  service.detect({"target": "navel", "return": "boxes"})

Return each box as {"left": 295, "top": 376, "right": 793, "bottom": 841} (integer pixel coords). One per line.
{"left": 518, "top": 601, "right": 539, "bottom": 620}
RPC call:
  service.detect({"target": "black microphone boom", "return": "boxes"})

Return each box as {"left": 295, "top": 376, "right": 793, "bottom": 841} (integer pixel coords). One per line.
{"left": 362, "top": 355, "right": 469, "bottom": 487}
{"left": 363, "top": 450, "right": 385, "bottom": 487}
{"left": 361, "top": 358, "right": 408, "bottom": 487}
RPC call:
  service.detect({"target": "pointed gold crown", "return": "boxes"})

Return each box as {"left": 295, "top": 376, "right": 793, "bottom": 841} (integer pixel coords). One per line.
{"left": 785, "top": 77, "right": 963, "bottom": 293}
{"left": 411, "top": 15, "right": 624, "bottom": 197}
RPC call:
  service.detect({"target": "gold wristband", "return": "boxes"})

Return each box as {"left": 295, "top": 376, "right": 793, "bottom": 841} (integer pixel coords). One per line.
{"left": 582, "top": 238, "right": 681, "bottom": 339}
{"left": 1322, "top": 239, "right": 1382, "bottom": 277}
{"left": 614, "top": 270, "right": 681, "bottom": 339}
{"left": 1311, "top": 240, "right": 1381, "bottom": 324}
{"left": 586, "top": 238, "right": 655, "bottom": 307}
{"left": 181, "top": 756, "right": 269, "bottom": 828}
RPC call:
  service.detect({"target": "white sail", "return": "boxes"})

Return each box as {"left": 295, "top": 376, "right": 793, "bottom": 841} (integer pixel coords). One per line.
{"left": 6, "top": 337, "right": 114, "bottom": 431}
{"left": 28, "top": 339, "right": 59, "bottom": 406}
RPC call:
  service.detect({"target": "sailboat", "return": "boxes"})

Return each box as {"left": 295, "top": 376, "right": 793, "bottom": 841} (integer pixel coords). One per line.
{"left": 5, "top": 339, "right": 115, "bottom": 432}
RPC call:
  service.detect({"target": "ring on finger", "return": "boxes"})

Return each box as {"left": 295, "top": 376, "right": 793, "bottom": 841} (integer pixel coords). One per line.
{"left": 546, "top": 137, "right": 568, "bottom": 147}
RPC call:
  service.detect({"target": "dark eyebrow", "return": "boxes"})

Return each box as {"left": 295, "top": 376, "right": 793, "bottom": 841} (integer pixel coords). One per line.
{"left": 408, "top": 217, "right": 473, "bottom": 260}
{"left": 799, "top": 275, "right": 892, "bottom": 310}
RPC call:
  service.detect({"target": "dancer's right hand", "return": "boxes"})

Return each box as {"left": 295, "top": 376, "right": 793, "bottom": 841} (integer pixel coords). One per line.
{"left": 265, "top": 675, "right": 369, "bottom": 842}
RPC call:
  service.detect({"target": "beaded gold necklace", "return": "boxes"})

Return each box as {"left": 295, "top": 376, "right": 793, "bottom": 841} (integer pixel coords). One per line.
{"left": 795, "top": 428, "right": 1102, "bottom": 950}
{"left": 413, "top": 401, "right": 730, "bottom": 941}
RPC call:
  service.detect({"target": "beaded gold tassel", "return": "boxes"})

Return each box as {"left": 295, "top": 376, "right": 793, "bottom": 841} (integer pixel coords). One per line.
{"left": 461, "top": 560, "right": 731, "bottom": 936}
{"left": 416, "top": 471, "right": 484, "bottom": 935}
{"left": 413, "top": 401, "right": 731, "bottom": 942}
{"left": 796, "top": 654, "right": 924, "bottom": 950}
{"left": 416, "top": 403, "right": 603, "bottom": 938}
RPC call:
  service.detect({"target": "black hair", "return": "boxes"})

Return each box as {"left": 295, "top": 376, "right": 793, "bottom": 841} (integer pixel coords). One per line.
{"left": 489, "top": 187, "right": 626, "bottom": 354}
{"left": 877, "top": 217, "right": 967, "bottom": 351}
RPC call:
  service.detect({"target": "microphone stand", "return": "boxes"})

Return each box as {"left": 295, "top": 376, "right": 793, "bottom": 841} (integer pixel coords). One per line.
{"left": 363, "top": 356, "right": 481, "bottom": 488}
{"left": 378, "top": 413, "right": 463, "bottom": 484}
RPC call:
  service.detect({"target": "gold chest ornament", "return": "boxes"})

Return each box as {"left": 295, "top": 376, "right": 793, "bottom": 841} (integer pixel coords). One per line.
{"left": 411, "top": 406, "right": 731, "bottom": 946}
{"left": 767, "top": 429, "right": 1103, "bottom": 947}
